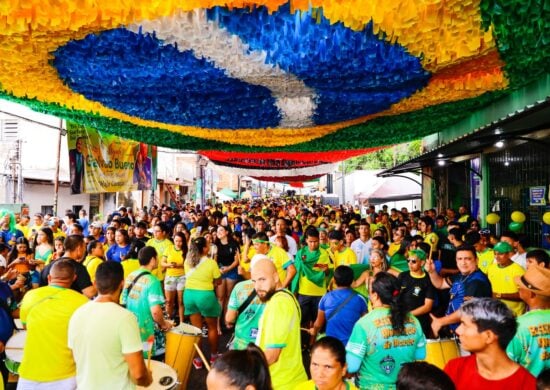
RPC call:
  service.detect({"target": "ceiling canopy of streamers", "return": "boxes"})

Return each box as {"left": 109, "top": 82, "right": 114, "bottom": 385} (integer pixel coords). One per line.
{"left": 0, "top": 0, "right": 548, "bottom": 176}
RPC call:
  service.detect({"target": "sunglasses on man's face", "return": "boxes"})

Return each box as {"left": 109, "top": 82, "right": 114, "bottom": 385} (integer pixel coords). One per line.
{"left": 406, "top": 258, "right": 418, "bottom": 264}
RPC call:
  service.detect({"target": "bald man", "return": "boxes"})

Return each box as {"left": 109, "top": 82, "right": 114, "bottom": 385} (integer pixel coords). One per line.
{"left": 252, "top": 259, "right": 307, "bottom": 390}
{"left": 18, "top": 260, "right": 89, "bottom": 389}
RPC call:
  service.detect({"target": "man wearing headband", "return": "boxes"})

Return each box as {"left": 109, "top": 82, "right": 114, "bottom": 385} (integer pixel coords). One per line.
{"left": 507, "top": 265, "right": 550, "bottom": 376}
{"left": 251, "top": 232, "right": 296, "bottom": 289}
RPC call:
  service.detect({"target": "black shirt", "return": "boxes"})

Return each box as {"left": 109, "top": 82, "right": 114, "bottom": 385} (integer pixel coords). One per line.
{"left": 40, "top": 257, "right": 92, "bottom": 294}
{"left": 398, "top": 271, "right": 435, "bottom": 337}
{"left": 216, "top": 240, "right": 240, "bottom": 267}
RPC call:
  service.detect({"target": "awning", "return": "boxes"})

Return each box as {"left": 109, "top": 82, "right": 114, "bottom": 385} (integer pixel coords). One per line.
{"left": 378, "top": 98, "right": 550, "bottom": 177}
{"left": 219, "top": 188, "right": 238, "bottom": 199}
{"left": 355, "top": 174, "right": 421, "bottom": 204}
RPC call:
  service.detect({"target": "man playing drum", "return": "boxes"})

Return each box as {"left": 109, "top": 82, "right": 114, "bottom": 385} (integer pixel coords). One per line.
{"left": 68, "top": 261, "right": 152, "bottom": 388}
{"left": 426, "top": 245, "right": 492, "bottom": 338}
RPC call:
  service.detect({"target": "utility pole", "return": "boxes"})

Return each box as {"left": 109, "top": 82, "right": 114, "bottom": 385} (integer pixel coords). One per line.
{"left": 53, "top": 119, "right": 63, "bottom": 215}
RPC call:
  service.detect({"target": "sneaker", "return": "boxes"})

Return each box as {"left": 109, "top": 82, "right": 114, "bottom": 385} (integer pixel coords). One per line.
{"left": 210, "top": 353, "right": 222, "bottom": 364}
{"left": 192, "top": 357, "right": 203, "bottom": 370}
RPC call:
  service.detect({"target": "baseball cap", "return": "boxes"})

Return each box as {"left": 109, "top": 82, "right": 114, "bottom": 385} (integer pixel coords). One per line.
{"left": 91, "top": 222, "right": 103, "bottom": 229}
{"left": 493, "top": 241, "right": 513, "bottom": 253}
{"left": 515, "top": 266, "right": 550, "bottom": 297}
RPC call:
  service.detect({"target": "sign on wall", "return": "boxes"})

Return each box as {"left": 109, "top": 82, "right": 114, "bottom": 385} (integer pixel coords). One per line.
{"left": 67, "top": 123, "right": 156, "bottom": 194}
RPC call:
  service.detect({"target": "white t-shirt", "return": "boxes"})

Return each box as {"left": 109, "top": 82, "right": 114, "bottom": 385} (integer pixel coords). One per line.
{"left": 512, "top": 252, "right": 527, "bottom": 270}
{"left": 350, "top": 238, "right": 372, "bottom": 265}
{"left": 68, "top": 301, "right": 143, "bottom": 390}
{"left": 0, "top": 254, "right": 6, "bottom": 268}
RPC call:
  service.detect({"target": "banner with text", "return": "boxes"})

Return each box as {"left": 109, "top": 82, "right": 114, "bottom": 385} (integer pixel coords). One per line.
{"left": 67, "top": 123, "right": 157, "bottom": 194}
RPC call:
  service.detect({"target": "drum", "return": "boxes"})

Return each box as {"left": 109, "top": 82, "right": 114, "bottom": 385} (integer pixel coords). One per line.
{"left": 137, "top": 361, "right": 178, "bottom": 390}
{"left": 425, "top": 338, "right": 460, "bottom": 369}
{"left": 5, "top": 331, "right": 26, "bottom": 374}
{"left": 165, "top": 323, "right": 202, "bottom": 389}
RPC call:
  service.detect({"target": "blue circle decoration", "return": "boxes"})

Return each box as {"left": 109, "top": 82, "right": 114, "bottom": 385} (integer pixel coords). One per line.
{"left": 53, "top": 4, "right": 431, "bottom": 129}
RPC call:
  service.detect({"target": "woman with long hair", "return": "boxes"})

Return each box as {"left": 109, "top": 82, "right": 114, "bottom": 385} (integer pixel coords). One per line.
{"left": 33, "top": 227, "right": 54, "bottom": 267}
{"left": 161, "top": 231, "right": 187, "bottom": 324}
{"left": 346, "top": 272, "right": 426, "bottom": 389}
{"left": 184, "top": 236, "right": 222, "bottom": 369}
{"left": 214, "top": 225, "right": 240, "bottom": 334}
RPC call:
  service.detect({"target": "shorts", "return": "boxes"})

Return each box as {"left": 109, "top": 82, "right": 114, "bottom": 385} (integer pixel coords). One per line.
{"left": 184, "top": 289, "right": 221, "bottom": 318}
{"left": 220, "top": 266, "right": 239, "bottom": 281}
{"left": 164, "top": 275, "right": 186, "bottom": 291}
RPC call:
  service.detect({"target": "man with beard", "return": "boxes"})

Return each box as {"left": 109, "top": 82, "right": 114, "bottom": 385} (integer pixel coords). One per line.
{"left": 251, "top": 258, "right": 307, "bottom": 390}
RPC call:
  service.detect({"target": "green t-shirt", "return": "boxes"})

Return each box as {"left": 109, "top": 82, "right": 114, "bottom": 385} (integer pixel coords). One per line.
{"left": 227, "top": 280, "right": 265, "bottom": 350}
{"left": 507, "top": 309, "right": 550, "bottom": 376}
{"left": 346, "top": 307, "right": 426, "bottom": 389}
{"left": 256, "top": 290, "right": 307, "bottom": 390}
{"left": 120, "top": 269, "right": 165, "bottom": 356}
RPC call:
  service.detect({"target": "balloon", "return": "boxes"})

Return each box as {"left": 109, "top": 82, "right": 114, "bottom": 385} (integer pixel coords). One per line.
{"left": 511, "top": 211, "right": 526, "bottom": 223}
{"left": 543, "top": 212, "right": 550, "bottom": 225}
{"left": 486, "top": 213, "right": 500, "bottom": 225}
{"left": 509, "top": 221, "right": 523, "bottom": 232}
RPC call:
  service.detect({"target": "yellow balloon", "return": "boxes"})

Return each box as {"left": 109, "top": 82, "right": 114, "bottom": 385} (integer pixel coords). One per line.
{"left": 511, "top": 211, "right": 526, "bottom": 223}
{"left": 543, "top": 212, "right": 550, "bottom": 225}
{"left": 486, "top": 213, "right": 500, "bottom": 225}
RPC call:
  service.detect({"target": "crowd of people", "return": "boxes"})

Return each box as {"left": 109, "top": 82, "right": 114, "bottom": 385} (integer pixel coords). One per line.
{"left": 0, "top": 199, "right": 549, "bottom": 389}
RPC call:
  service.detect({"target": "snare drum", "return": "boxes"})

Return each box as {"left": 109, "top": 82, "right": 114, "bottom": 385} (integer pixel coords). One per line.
{"left": 165, "top": 323, "right": 201, "bottom": 389}
{"left": 5, "top": 331, "right": 26, "bottom": 375}
{"left": 425, "top": 338, "right": 460, "bottom": 369}
{"left": 137, "top": 361, "right": 178, "bottom": 390}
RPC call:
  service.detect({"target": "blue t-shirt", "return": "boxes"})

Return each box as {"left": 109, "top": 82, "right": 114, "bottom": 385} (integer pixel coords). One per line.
{"left": 78, "top": 218, "right": 90, "bottom": 236}
{"left": 446, "top": 270, "right": 492, "bottom": 330}
{"left": 0, "top": 282, "right": 15, "bottom": 343}
{"left": 106, "top": 244, "right": 131, "bottom": 263}
{"left": 319, "top": 288, "right": 367, "bottom": 345}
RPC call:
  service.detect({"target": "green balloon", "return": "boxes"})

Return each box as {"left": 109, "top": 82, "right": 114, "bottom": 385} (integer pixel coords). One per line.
{"left": 508, "top": 221, "right": 523, "bottom": 232}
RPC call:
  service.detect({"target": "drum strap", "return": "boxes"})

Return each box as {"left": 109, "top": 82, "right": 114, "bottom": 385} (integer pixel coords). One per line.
{"left": 0, "top": 297, "right": 16, "bottom": 330}
{"left": 121, "top": 271, "right": 149, "bottom": 307}
{"left": 237, "top": 290, "right": 257, "bottom": 316}
{"left": 327, "top": 290, "right": 357, "bottom": 322}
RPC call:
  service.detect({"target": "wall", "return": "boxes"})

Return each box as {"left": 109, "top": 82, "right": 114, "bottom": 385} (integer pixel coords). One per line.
{"left": 23, "top": 182, "right": 90, "bottom": 215}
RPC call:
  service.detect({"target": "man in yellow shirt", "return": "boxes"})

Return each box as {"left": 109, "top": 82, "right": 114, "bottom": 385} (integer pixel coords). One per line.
{"left": 291, "top": 227, "right": 333, "bottom": 344}
{"left": 146, "top": 222, "right": 174, "bottom": 281}
{"left": 252, "top": 259, "right": 307, "bottom": 390}
{"left": 488, "top": 241, "right": 526, "bottom": 316}
{"left": 18, "top": 260, "right": 89, "bottom": 388}
{"left": 328, "top": 230, "right": 357, "bottom": 268}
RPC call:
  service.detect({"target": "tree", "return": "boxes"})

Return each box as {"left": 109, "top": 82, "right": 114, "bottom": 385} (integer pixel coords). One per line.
{"left": 342, "top": 140, "right": 422, "bottom": 173}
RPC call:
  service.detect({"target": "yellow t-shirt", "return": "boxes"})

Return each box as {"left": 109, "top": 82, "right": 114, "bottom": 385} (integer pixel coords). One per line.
{"left": 184, "top": 257, "right": 221, "bottom": 291}
{"left": 121, "top": 259, "right": 140, "bottom": 280}
{"left": 298, "top": 248, "right": 333, "bottom": 296}
{"left": 146, "top": 238, "right": 174, "bottom": 281}
{"left": 163, "top": 246, "right": 185, "bottom": 277}
{"left": 240, "top": 245, "right": 256, "bottom": 273}
{"left": 16, "top": 224, "right": 29, "bottom": 239}
{"left": 388, "top": 242, "right": 401, "bottom": 257}
{"left": 477, "top": 248, "right": 495, "bottom": 274}
{"left": 83, "top": 255, "right": 103, "bottom": 283}
{"left": 487, "top": 262, "right": 526, "bottom": 316}
{"left": 331, "top": 247, "right": 357, "bottom": 268}
{"left": 266, "top": 246, "right": 294, "bottom": 286}
{"left": 52, "top": 230, "right": 66, "bottom": 240}
{"left": 423, "top": 232, "right": 439, "bottom": 253}
{"left": 256, "top": 290, "right": 307, "bottom": 390}
{"left": 19, "top": 286, "right": 89, "bottom": 382}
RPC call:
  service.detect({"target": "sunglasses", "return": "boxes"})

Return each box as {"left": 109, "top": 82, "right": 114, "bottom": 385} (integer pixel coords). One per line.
{"left": 480, "top": 229, "right": 491, "bottom": 235}
{"left": 406, "top": 259, "right": 418, "bottom": 264}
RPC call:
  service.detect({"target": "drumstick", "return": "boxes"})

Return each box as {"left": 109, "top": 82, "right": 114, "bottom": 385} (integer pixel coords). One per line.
{"left": 193, "top": 343, "right": 211, "bottom": 372}
{"left": 146, "top": 335, "right": 154, "bottom": 370}
{"left": 5, "top": 347, "right": 23, "bottom": 350}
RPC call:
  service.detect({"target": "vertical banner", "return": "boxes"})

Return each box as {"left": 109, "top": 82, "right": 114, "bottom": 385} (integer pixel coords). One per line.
{"left": 67, "top": 123, "right": 157, "bottom": 194}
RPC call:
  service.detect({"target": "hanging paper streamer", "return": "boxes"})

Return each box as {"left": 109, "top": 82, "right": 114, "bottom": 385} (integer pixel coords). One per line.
{"left": 0, "top": 0, "right": 547, "bottom": 158}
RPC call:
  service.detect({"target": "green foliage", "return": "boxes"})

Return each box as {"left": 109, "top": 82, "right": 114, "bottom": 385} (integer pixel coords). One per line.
{"left": 343, "top": 140, "right": 422, "bottom": 173}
